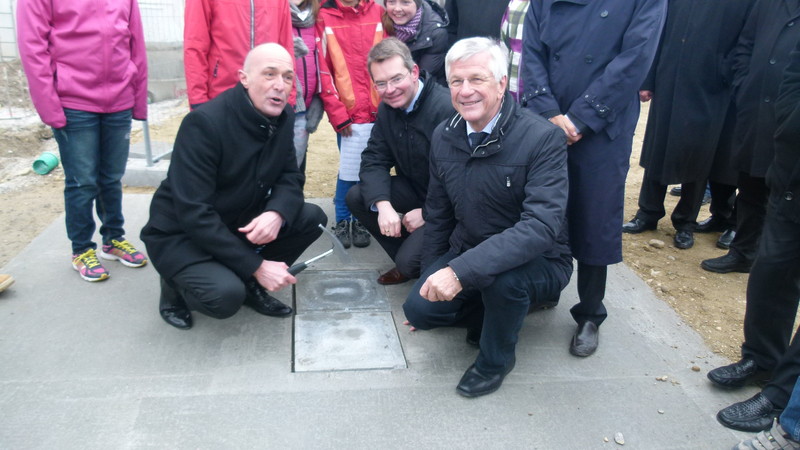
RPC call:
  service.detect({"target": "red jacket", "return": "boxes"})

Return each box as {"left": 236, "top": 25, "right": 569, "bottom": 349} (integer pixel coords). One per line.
{"left": 184, "top": 0, "right": 295, "bottom": 106}
{"left": 316, "top": 0, "right": 385, "bottom": 131}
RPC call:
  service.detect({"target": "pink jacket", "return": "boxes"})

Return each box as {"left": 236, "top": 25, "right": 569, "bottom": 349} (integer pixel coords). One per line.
{"left": 184, "top": 0, "right": 295, "bottom": 106}
{"left": 16, "top": 0, "right": 148, "bottom": 128}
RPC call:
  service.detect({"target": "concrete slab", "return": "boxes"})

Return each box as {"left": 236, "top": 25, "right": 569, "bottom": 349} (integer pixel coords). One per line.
{"left": 295, "top": 269, "right": 388, "bottom": 313}
{"left": 0, "top": 194, "right": 764, "bottom": 448}
{"left": 294, "top": 311, "right": 406, "bottom": 372}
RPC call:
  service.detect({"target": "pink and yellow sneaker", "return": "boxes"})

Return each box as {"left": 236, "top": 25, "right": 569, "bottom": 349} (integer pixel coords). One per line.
{"left": 99, "top": 239, "right": 148, "bottom": 268}
{"left": 72, "top": 248, "right": 110, "bottom": 282}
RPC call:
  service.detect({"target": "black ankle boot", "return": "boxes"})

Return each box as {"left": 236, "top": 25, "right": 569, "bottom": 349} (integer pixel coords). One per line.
{"left": 159, "top": 277, "right": 192, "bottom": 330}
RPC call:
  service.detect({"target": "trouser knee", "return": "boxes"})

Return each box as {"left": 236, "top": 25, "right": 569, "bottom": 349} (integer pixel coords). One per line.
{"left": 181, "top": 280, "right": 246, "bottom": 319}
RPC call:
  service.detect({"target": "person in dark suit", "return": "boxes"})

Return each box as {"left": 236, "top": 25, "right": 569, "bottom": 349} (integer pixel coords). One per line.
{"left": 622, "top": 0, "right": 754, "bottom": 250}
{"left": 346, "top": 38, "right": 454, "bottom": 285}
{"left": 141, "top": 43, "right": 326, "bottom": 330}
{"left": 520, "top": 0, "right": 666, "bottom": 357}
{"left": 403, "top": 37, "right": 573, "bottom": 397}
{"left": 701, "top": 0, "right": 800, "bottom": 274}
{"left": 707, "top": 36, "right": 800, "bottom": 434}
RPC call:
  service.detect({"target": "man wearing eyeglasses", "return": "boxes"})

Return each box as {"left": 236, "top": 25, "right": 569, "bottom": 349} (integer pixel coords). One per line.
{"left": 346, "top": 38, "right": 454, "bottom": 285}
{"left": 403, "top": 37, "right": 573, "bottom": 397}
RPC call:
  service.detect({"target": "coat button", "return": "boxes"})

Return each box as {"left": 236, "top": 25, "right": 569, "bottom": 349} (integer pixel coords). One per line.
{"left": 786, "top": 191, "right": 795, "bottom": 201}
{"left": 554, "top": 53, "right": 560, "bottom": 61}
{"left": 600, "top": 10, "right": 608, "bottom": 17}
{"left": 585, "top": 55, "right": 593, "bottom": 64}
{"left": 789, "top": 21, "right": 796, "bottom": 27}
{"left": 770, "top": 58, "right": 777, "bottom": 65}
{"left": 765, "top": 96, "right": 771, "bottom": 103}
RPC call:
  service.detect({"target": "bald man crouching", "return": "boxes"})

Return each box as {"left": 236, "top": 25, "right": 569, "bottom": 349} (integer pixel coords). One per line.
{"left": 142, "top": 43, "right": 326, "bottom": 330}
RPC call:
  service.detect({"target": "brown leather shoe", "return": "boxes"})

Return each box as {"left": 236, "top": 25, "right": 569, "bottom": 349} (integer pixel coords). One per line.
{"left": 377, "top": 267, "right": 409, "bottom": 285}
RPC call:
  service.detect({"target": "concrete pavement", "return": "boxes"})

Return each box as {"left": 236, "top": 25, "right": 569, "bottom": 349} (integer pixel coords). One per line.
{"left": 0, "top": 195, "right": 760, "bottom": 449}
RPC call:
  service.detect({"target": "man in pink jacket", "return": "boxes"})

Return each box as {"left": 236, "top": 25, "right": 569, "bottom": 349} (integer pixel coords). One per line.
{"left": 17, "top": 0, "right": 149, "bottom": 282}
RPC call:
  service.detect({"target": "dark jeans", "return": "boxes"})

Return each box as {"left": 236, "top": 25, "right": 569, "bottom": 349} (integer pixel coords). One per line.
{"left": 634, "top": 176, "right": 706, "bottom": 231}
{"left": 781, "top": 378, "right": 800, "bottom": 441}
{"left": 52, "top": 108, "right": 132, "bottom": 253}
{"left": 165, "top": 203, "right": 326, "bottom": 319}
{"left": 741, "top": 206, "right": 800, "bottom": 408}
{"left": 346, "top": 178, "right": 425, "bottom": 278}
{"left": 403, "top": 250, "right": 566, "bottom": 375}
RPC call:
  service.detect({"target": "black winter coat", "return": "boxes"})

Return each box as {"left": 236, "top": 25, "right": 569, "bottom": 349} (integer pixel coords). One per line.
{"left": 141, "top": 84, "right": 304, "bottom": 280}
{"left": 406, "top": 0, "right": 449, "bottom": 85}
{"left": 423, "top": 94, "right": 573, "bottom": 290}
{"left": 357, "top": 74, "right": 454, "bottom": 211}
{"left": 770, "top": 41, "right": 800, "bottom": 224}
{"left": 731, "top": 0, "right": 800, "bottom": 178}
{"left": 444, "top": 0, "right": 507, "bottom": 47}
{"left": 639, "top": 0, "right": 754, "bottom": 184}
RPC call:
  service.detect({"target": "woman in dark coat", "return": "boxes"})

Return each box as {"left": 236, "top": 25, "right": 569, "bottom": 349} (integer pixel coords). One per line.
{"left": 625, "top": 0, "right": 754, "bottom": 248}
{"left": 521, "top": 0, "right": 666, "bottom": 357}
{"left": 383, "top": 0, "right": 449, "bottom": 84}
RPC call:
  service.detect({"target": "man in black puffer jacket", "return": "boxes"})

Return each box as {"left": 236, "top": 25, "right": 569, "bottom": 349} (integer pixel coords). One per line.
{"left": 347, "top": 38, "right": 454, "bottom": 286}
{"left": 403, "top": 38, "right": 573, "bottom": 398}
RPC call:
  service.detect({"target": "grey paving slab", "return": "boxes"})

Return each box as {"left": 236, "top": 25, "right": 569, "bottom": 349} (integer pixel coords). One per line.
{"left": 294, "top": 311, "right": 406, "bottom": 372}
{"left": 0, "top": 194, "right": 765, "bottom": 449}
{"left": 295, "top": 269, "right": 388, "bottom": 312}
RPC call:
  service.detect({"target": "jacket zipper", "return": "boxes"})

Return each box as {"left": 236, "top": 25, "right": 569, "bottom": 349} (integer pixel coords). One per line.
{"left": 250, "top": 0, "right": 256, "bottom": 48}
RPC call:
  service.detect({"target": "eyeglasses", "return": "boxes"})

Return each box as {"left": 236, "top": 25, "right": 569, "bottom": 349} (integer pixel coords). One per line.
{"left": 373, "top": 72, "right": 410, "bottom": 92}
{"left": 448, "top": 76, "right": 491, "bottom": 88}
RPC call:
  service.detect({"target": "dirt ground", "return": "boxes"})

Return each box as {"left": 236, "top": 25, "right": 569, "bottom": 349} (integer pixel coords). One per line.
{"left": 0, "top": 69, "right": 751, "bottom": 362}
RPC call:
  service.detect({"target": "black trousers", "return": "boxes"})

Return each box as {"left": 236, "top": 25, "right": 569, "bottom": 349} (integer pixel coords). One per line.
{"left": 730, "top": 173, "right": 768, "bottom": 262}
{"left": 346, "top": 177, "right": 426, "bottom": 278}
{"left": 707, "top": 181, "right": 737, "bottom": 228}
{"left": 403, "top": 250, "right": 567, "bottom": 375}
{"left": 634, "top": 176, "right": 706, "bottom": 231}
{"left": 164, "top": 203, "right": 326, "bottom": 319}
{"left": 570, "top": 262, "right": 608, "bottom": 326}
{"left": 741, "top": 205, "right": 800, "bottom": 408}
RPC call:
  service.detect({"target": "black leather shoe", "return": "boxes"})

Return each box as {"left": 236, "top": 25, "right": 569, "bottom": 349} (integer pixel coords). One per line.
{"left": 717, "top": 229, "right": 735, "bottom": 250}
{"left": 456, "top": 358, "right": 516, "bottom": 398}
{"left": 244, "top": 280, "right": 293, "bottom": 317}
{"left": 622, "top": 217, "right": 657, "bottom": 234}
{"left": 696, "top": 216, "right": 728, "bottom": 233}
{"left": 159, "top": 278, "right": 192, "bottom": 330}
{"left": 701, "top": 252, "right": 752, "bottom": 274}
{"left": 707, "top": 358, "right": 770, "bottom": 389}
{"left": 570, "top": 321, "right": 599, "bottom": 357}
{"left": 717, "top": 393, "right": 783, "bottom": 432}
{"left": 466, "top": 327, "right": 481, "bottom": 348}
{"left": 674, "top": 230, "right": 694, "bottom": 249}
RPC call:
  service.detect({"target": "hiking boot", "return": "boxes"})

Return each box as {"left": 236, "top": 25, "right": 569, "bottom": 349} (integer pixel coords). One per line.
{"left": 352, "top": 220, "right": 371, "bottom": 248}
{"left": 100, "top": 239, "right": 148, "bottom": 267}
{"left": 332, "top": 220, "right": 352, "bottom": 249}
{"left": 72, "top": 248, "right": 110, "bottom": 282}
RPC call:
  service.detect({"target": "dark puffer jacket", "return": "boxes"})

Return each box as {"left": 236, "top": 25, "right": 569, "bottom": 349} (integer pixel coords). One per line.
{"left": 357, "top": 73, "right": 454, "bottom": 210}
{"left": 405, "top": 0, "right": 449, "bottom": 85}
{"left": 423, "top": 92, "right": 573, "bottom": 290}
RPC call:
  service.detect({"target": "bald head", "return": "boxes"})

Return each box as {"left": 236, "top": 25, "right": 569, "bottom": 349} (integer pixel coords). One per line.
{"left": 239, "top": 43, "right": 295, "bottom": 117}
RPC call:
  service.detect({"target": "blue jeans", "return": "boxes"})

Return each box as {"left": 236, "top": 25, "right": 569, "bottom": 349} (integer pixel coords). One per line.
{"left": 781, "top": 377, "right": 800, "bottom": 441}
{"left": 52, "top": 108, "right": 132, "bottom": 253}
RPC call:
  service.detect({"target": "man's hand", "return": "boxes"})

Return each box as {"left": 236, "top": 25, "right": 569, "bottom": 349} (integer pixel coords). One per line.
{"left": 549, "top": 114, "right": 583, "bottom": 145}
{"left": 639, "top": 90, "right": 653, "bottom": 102}
{"left": 376, "top": 201, "right": 402, "bottom": 237}
{"left": 402, "top": 208, "right": 425, "bottom": 233}
{"left": 253, "top": 260, "right": 296, "bottom": 291}
{"left": 419, "top": 267, "right": 462, "bottom": 302}
{"left": 238, "top": 211, "right": 283, "bottom": 245}
{"left": 339, "top": 124, "right": 353, "bottom": 137}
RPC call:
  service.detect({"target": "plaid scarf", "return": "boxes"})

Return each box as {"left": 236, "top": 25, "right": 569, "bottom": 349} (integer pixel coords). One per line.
{"left": 394, "top": 7, "right": 422, "bottom": 42}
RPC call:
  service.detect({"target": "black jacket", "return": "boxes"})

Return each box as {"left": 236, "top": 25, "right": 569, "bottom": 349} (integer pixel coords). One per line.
{"left": 141, "top": 84, "right": 304, "bottom": 280}
{"left": 358, "top": 74, "right": 454, "bottom": 211}
{"left": 731, "top": 0, "right": 800, "bottom": 177}
{"left": 406, "top": 0, "right": 449, "bottom": 85}
{"left": 424, "top": 93, "right": 573, "bottom": 290}
{"left": 444, "top": 0, "right": 507, "bottom": 47}
{"left": 639, "top": 0, "right": 754, "bottom": 184}
{"left": 770, "top": 41, "right": 800, "bottom": 224}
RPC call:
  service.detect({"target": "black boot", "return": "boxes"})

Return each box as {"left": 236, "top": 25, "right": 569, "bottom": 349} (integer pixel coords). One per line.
{"left": 159, "top": 277, "right": 193, "bottom": 330}
{"left": 244, "top": 279, "right": 293, "bottom": 317}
